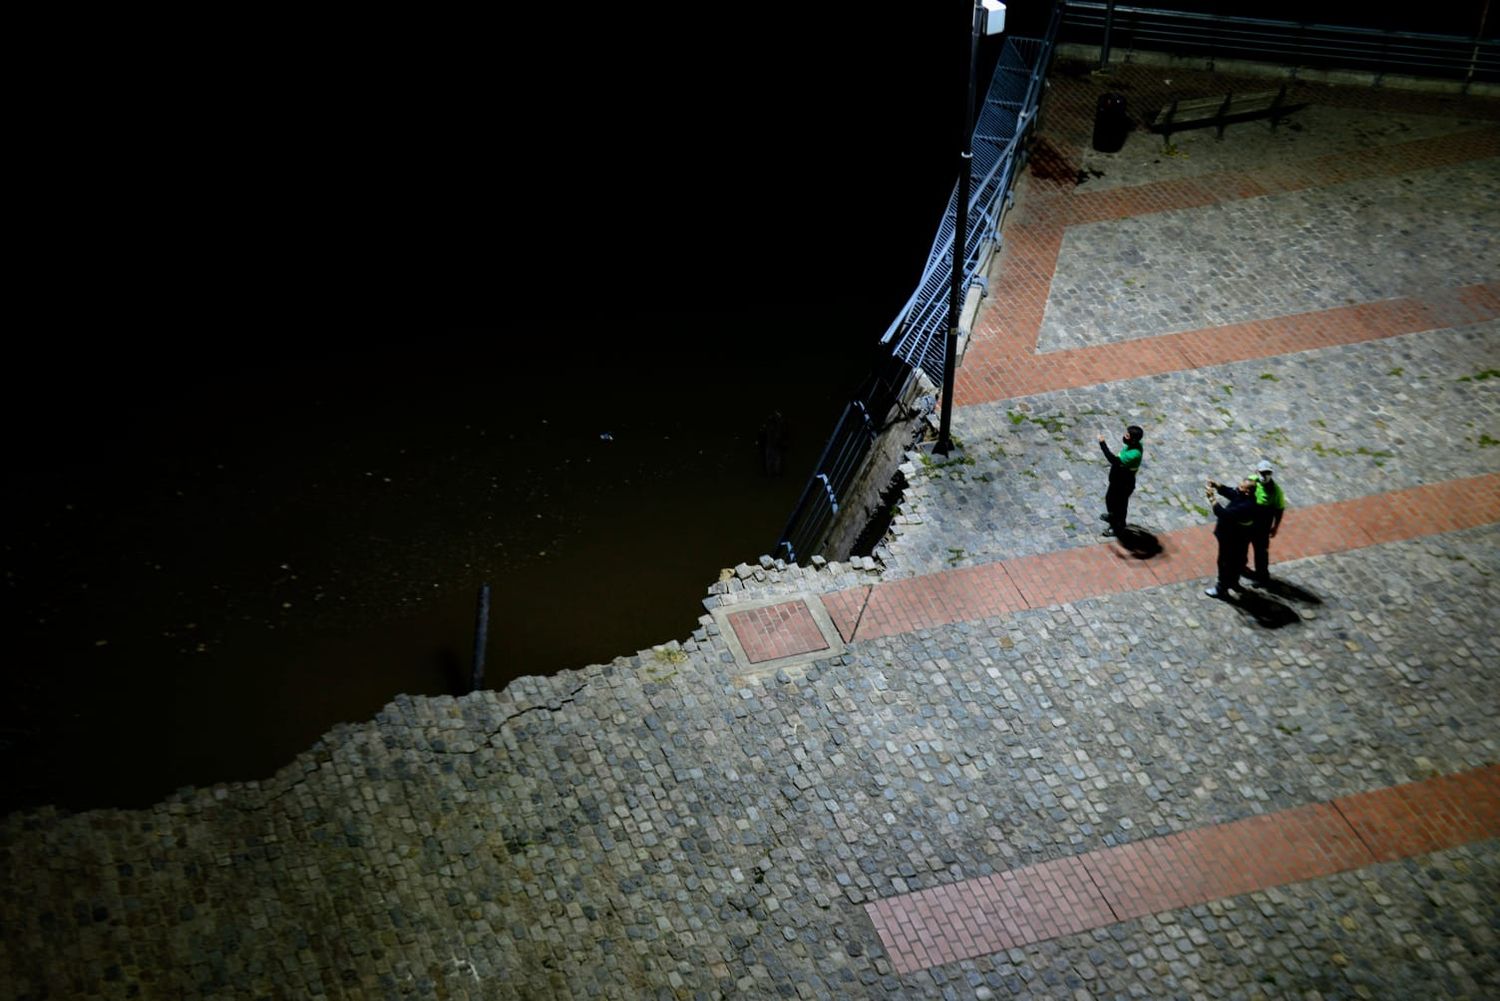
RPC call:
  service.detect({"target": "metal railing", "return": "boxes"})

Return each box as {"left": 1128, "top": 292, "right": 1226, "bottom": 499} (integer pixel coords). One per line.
{"left": 777, "top": 2, "right": 1497, "bottom": 566}
{"left": 774, "top": 351, "right": 917, "bottom": 564}
{"left": 1064, "top": 3, "right": 1500, "bottom": 87}
{"left": 881, "top": 19, "right": 1062, "bottom": 385}
{"left": 775, "top": 5, "right": 1064, "bottom": 564}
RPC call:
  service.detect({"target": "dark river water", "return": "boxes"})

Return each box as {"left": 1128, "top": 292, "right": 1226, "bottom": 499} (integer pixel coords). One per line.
{"left": 4, "top": 7, "right": 995, "bottom": 814}
{"left": 4, "top": 316, "right": 888, "bottom": 813}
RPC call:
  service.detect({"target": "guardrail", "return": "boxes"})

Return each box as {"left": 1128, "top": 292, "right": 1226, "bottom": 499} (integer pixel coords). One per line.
{"left": 777, "top": 2, "right": 1497, "bottom": 567}
{"left": 1064, "top": 2, "right": 1500, "bottom": 87}
{"left": 774, "top": 352, "right": 916, "bottom": 564}
{"left": 775, "top": 5, "right": 1064, "bottom": 564}
{"left": 880, "top": 21, "right": 1061, "bottom": 386}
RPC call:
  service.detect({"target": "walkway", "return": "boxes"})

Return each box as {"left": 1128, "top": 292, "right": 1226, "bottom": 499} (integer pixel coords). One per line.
{"left": 725, "top": 472, "right": 1500, "bottom": 662}
{"left": 958, "top": 130, "right": 1500, "bottom": 404}
{"left": 868, "top": 763, "right": 1499, "bottom": 974}
{"left": 717, "top": 60, "right": 1500, "bottom": 999}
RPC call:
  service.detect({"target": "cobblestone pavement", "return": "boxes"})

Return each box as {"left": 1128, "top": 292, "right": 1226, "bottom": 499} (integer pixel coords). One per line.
{"left": 884, "top": 325, "right": 1500, "bottom": 578}
{"left": 3, "top": 65, "right": 1499, "bottom": 1001}
{"left": 1037, "top": 163, "right": 1500, "bottom": 350}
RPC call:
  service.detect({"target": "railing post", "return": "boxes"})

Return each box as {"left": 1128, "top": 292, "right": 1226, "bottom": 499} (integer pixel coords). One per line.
{"left": 1100, "top": 0, "right": 1117, "bottom": 70}
{"left": 939, "top": 2, "right": 982, "bottom": 457}
{"left": 471, "top": 582, "right": 491, "bottom": 693}
{"left": 1467, "top": 0, "right": 1493, "bottom": 90}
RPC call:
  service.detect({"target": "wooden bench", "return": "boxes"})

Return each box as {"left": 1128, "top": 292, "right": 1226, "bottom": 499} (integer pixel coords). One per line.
{"left": 1149, "top": 85, "right": 1306, "bottom": 146}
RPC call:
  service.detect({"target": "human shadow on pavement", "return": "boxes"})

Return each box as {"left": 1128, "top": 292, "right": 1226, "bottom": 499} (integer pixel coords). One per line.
{"left": 1248, "top": 578, "right": 1324, "bottom": 606}
{"left": 1226, "top": 589, "right": 1301, "bottom": 629}
{"left": 1113, "top": 526, "right": 1162, "bottom": 559}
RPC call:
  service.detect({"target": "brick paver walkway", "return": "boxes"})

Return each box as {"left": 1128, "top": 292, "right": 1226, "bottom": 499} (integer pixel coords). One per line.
{"left": 957, "top": 123, "right": 1500, "bottom": 405}
{"left": 757, "top": 472, "right": 1497, "bottom": 646}
{"left": 960, "top": 281, "right": 1499, "bottom": 403}
{"left": 867, "top": 764, "right": 1500, "bottom": 974}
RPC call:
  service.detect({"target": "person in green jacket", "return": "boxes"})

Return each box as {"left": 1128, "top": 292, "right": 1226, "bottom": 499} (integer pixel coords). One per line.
{"left": 1097, "top": 425, "right": 1144, "bottom": 537}
{"left": 1243, "top": 459, "right": 1287, "bottom": 586}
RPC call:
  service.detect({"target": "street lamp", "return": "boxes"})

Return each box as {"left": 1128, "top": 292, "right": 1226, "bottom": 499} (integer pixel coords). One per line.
{"left": 936, "top": 0, "right": 1006, "bottom": 456}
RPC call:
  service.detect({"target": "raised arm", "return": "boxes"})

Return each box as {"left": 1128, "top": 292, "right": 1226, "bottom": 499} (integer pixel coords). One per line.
{"left": 1098, "top": 436, "right": 1121, "bottom": 466}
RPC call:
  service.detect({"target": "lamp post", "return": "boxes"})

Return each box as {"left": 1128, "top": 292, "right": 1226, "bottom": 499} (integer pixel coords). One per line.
{"left": 937, "top": 0, "right": 1006, "bottom": 457}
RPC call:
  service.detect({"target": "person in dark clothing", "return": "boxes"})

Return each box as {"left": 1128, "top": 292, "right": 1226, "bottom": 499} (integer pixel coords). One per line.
{"left": 1242, "top": 459, "right": 1287, "bottom": 587}
{"left": 1205, "top": 478, "right": 1258, "bottom": 599}
{"left": 1097, "top": 425, "right": 1144, "bottom": 537}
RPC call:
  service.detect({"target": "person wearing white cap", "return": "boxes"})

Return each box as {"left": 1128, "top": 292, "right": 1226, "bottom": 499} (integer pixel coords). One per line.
{"left": 1244, "top": 459, "right": 1287, "bottom": 587}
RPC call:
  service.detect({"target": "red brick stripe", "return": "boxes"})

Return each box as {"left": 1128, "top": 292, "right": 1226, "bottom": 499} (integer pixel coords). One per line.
{"left": 867, "top": 764, "right": 1500, "bottom": 975}
{"left": 953, "top": 126, "right": 1500, "bottom": 408}
{"left": 845, "top": 472, "right": 1500, "bottom": 643}
{"left": 957, "top": 284, "right": 1500, "bottom": 406}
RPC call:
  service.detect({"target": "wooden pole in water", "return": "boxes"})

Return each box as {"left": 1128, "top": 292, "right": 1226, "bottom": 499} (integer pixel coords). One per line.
{"left": 471, "top": 583, "right": 491, "bottom": 693}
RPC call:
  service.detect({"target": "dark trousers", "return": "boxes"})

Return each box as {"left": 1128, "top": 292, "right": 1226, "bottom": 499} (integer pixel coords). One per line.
{"left": 1247, "top": 529, "right": 1271, "bottom": 581}
{"left": 1216, "top": 531, "right": 1248, "bottom": 591}
{"left": 1105, "top": 477, "right": 1135, "bottom": 530}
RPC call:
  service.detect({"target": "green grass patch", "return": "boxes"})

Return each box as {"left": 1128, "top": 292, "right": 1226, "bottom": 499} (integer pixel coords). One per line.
{"left": 1260, "top": 427, "right": 1291, "bottom": 446}
{"left": 1308, "top": 442, "right": 1396, "bottom": 461}
{"left": 1007, "top": 410, "right": 1074, "bottom": 435}
{"left": 920, "top": 450, "right": 974, "bottom": 470}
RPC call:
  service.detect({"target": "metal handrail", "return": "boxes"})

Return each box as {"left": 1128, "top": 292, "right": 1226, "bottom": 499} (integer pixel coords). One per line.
{"left": 775, "top": 6, "right": 1064, "bottom": 564}
{"left": 881, "top": 18, "right": 1062, "bottom": 386}
{"left": 775, "top": 351, "right": 913, "bottom": 563}
{"left": 1064, "top": 3, "right": 1500, "bottom": 85}
{"left": 778, "top": 2, "right": 1498, "bottom": 565}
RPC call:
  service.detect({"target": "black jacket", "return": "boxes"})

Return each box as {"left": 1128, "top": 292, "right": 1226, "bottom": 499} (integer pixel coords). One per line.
{"left": 1212, "top": 486, "right": 1258, "bottom": 538}
{"left": 1100, "top": 439, "right": 1141, "bottom": 486}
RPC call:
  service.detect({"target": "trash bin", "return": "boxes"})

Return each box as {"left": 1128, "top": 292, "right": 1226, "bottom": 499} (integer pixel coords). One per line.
{"left": 1092, "top": 92, "right": 1129, "bottom": 153}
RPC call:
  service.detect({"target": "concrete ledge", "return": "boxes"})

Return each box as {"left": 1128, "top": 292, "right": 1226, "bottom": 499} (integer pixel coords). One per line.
{"left": 957, "top": 283, "right": 986, "bottom": 364}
